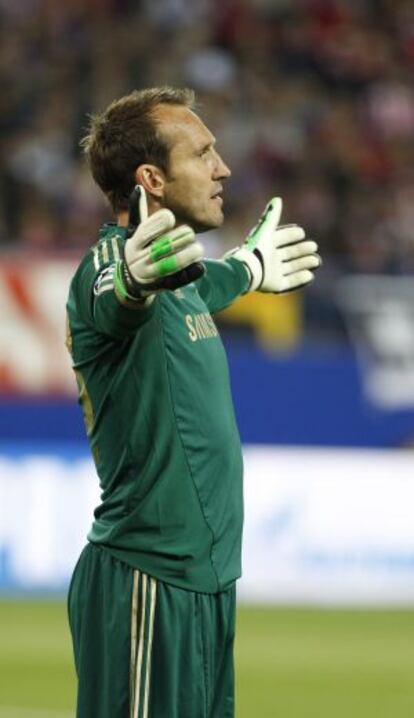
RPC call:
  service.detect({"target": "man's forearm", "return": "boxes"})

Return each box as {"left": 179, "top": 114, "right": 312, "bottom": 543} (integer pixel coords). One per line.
{"left": 194, "top": 258, "right": 250, "bottom": 314}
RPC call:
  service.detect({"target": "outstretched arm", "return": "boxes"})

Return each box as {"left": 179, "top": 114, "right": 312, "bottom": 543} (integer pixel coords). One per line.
{"left": 196, "top": 196, "right": 320, "bottom": 314}
{"left": 194, "top": 257, "right": 250, "bottom": 314}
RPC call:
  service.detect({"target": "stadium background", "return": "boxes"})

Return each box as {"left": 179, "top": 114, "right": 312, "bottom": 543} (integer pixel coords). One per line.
{"left": 1, "top": 0, "right": 414, "bottom": 716}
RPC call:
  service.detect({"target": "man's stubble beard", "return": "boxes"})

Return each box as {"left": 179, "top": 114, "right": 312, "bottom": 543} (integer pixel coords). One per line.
{"left": 163, "top": 194, "right": 224, "bottom": 234}
{"left": 162, "top": 172, "right": 224, "bottom": 234}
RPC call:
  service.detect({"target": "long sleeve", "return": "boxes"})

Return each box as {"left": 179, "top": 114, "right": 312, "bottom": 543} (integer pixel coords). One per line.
{"left": 68, "top": 251, "right": 156, "bottom": 341}
{"left": 194, "top": 257, "right": 250, "bottom": 314}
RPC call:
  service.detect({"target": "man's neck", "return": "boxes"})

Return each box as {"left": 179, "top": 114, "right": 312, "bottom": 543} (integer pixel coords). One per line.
{"left": 117, "top": 194, "right": 164, "bottom": 227}
{"left": 117, "top": 211, "right": 129, "bottom": 227}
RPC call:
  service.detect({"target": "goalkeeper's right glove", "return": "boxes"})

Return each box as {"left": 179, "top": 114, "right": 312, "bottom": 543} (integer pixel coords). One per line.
{"left": 116, "top": 185, "right": 205, "bottom": 302}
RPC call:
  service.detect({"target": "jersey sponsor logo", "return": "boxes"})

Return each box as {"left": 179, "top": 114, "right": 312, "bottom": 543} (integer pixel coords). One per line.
{"left": 93, "top": 265, "right": 115, "bottom": 296}
{"left": 185, "top": 312, "right": 219, "bottom": 342}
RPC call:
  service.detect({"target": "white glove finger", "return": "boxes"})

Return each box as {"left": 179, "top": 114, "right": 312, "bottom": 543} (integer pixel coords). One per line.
{"left": 170, "top": 241, "right": 204, "bottom": 271}
{"left": 153, "top": 242, "right": 204, "bottom": 279}
{"left": 283, "top": 254, "right": 321, "bottom": 275}
{"left": 131, "top": 208, "right": 176, "bottom": 248}
{"left": 138, "top": 241, "right": 204, "bottom": 281}
{"left": 279, "top": 240, "right": 318, "bottom": 261}
{"left": 246, "top": 197, "right": 283, "bottom": 246}
{"left": 138, "top": 185, "right": 148, "bottom": 222}
{"left": 260, "top": 197, "right": 283, "bottom": 231}
{"left": 142, "top": 226, "right": 195, "bottom": 264}
{"left": 274, "top": 225, "right": 305, "bottom": 248}
{"left": 284, "top": 269, "right": 315, "bottom": 291}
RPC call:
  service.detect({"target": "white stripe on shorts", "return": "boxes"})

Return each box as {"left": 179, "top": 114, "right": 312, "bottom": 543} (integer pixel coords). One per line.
{"left": 130, "top": 570, "right": 140, "bottom": 706}
{"left": 131, "top": 573, "right": 157, "bottom": 718}
{"left": 143, "top": 578, "right": 157, "bottom": 718}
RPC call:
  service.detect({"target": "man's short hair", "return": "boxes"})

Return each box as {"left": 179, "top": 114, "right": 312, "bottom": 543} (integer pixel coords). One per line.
{"left": 81, "top": 87, "right": 195, "bottom": 214}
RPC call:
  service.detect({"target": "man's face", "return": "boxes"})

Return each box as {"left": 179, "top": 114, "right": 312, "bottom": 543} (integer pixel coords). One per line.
{"left": 155, "top": 105, "right": 231, "bottom": 232}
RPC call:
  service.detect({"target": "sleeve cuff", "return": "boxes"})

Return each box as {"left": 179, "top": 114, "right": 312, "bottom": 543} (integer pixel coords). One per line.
{"left": 113, "top": 260, "right": 154, "bottom": 309}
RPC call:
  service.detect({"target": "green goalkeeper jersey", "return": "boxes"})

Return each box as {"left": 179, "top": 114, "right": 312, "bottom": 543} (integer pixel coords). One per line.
{"left": 66, "top": 223, "right": 249, "bottom": 593}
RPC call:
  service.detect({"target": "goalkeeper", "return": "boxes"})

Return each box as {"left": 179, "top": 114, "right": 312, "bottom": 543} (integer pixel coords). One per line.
{"left": 66, "top": 87, "right": 320, "bottom": 718}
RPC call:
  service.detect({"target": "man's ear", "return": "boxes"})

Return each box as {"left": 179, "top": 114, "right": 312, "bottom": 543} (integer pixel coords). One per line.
{"left": 135, "top": 165, "right": 165, "bottom": 201}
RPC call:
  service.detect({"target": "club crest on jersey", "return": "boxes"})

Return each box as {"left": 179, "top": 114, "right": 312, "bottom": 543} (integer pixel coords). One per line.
{"left": 93, "top": 265, "right": 115, "bottom": 296}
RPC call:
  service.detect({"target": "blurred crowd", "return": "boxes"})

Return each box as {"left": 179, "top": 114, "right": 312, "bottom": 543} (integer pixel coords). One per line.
{"left": 1, "top": 0, "right": 414, "bottom": 336}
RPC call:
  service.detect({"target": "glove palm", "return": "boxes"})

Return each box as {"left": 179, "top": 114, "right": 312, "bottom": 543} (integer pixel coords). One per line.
{"left": 122, "top": 185, "right": 204, "bottom": 298}
{"left": 227, "top": 198, "right": 320, "bottom": 293}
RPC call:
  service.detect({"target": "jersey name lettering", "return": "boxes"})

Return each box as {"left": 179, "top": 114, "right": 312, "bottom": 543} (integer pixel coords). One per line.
{"left": 185, "top": 313, "right": 218, "bottom": 342}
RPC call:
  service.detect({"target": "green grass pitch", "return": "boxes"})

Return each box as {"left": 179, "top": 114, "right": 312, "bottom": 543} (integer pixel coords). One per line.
{"left": 1, "top": 600, "right": 414, "bottom": 717}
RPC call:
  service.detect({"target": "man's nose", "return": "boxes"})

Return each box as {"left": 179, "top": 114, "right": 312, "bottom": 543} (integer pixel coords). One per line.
{"left": 213, "top": 152, "right": 231, "bottom": 179}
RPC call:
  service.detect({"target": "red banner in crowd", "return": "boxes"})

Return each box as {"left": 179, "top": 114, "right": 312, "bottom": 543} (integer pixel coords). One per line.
{"left": 0, "top": 256, "right": 78, "bottom": 395}
{"left": 0, "top": 254, "right": 301, "bottom": 396}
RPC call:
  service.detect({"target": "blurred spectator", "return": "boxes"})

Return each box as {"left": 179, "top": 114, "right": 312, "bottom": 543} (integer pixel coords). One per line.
{"left": 1, "top": 0, "right": 413, "bottom": 339}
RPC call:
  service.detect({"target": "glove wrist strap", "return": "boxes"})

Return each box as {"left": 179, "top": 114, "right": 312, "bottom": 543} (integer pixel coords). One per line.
{"left": 113, "top": 260, "right": 151, "bottom": 306}
{"left": 225, "top": 247, "right": 263, "bottom": 291}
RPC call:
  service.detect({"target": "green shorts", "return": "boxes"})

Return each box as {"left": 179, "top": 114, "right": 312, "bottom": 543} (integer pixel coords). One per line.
{"left": 68, "top": 543, "right": 236, "bottom": 718}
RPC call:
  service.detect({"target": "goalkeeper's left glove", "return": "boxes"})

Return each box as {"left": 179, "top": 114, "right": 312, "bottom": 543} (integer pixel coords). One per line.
{"left": 225, "top": 197, "right": 321, "bottom": 293}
